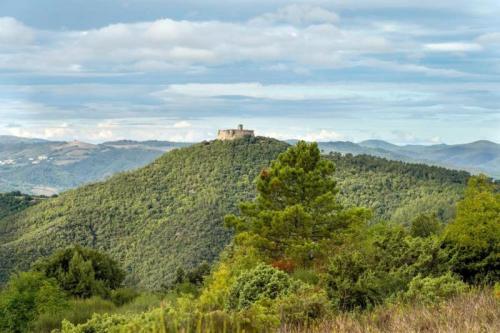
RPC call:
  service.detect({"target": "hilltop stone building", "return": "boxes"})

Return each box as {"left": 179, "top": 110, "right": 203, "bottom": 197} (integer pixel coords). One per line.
{"left": 217, "top": 124, "right": 255, "bottom": 140}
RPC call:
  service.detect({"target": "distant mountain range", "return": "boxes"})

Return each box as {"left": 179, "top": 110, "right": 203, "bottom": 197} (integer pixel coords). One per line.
{"left": 0, "top": 135, "right": 189, "bottom": 194}
{"left": 313, "top": 140, "right": 500, "bottom": 179}
{"left": 1, "top": 135, "right": 498, "bottom": 194}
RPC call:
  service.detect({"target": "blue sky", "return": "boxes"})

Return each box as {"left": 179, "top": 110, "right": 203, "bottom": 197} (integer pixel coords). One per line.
{"left": 0, "top": 0, "right": 499, "bottom": 143}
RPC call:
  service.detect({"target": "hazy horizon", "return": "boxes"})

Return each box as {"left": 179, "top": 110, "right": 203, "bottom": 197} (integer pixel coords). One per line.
{"left": 1, "top": 132, "right": 498, "bottom": 146}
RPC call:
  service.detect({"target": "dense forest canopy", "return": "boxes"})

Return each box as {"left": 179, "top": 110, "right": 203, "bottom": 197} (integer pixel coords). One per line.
{"left": 0, "top": 138, "right": 470, "bottom": 289}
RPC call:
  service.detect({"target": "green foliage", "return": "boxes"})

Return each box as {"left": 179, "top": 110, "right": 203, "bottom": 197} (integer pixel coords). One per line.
{"left": 443, "top": 175, "right": 500, "bottom": 284}
{"left": 290, "top": 268, "right": 319, "bottom": 285}
{"left": 110, "top": 287, "right": 139, "bottom": 306}
{"left": 0, "top": 138, "right": 472, "bottom": 292}
{"left": 226, "top": 141, "right": 370, "bottom": 266}
{"left": 116, "top": 292, "right": 163, "bottom": 314}
{"left": 0, "top": 137, "right": 288, "bottom": 289}
{"left": 172, "top": 262, "right": 211, "bottom": 287}
{"left": 31, "top": 297, "right": 116, "bottom": 333}
{"left": 28, "top": 292, "right": 161, "bottom": 332}
{"left": 16, "top": 142, "right": 496, "bottom": 332}
{"left": 0, "top": 271, "right": 67, "bottom": 333}
{"left": 33, "top": 245, "right": 125, "bottom": 298}
{"left": 0, "top": 191, "right": 45, "bottom": 219}
{"left": 228, "top": 264, "right": 293, "bottom": 310}
{"left": 273, "top": 284, "right": 330, "bottom": 325}
{"left": 400, "top": 273, "right": 468, "bottom": 304}
{"left": 60, "top": 312, "right": 132, "bottom": 333}
{"left": 410, "top": 214, "right": 441, "bottom": 238}
{"left": 326, "top": 249, "right": 385, "bottom": 311}
{"left": 327, "top": 152, "right": 467, "bottom": 223}
{"left": 326, "top": 224, "right": 451, "bottom": 310}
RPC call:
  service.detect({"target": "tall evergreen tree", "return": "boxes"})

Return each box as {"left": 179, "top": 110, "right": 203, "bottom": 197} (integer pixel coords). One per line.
{"left": 225, "top": 141, "right": 370, "bottom": 267}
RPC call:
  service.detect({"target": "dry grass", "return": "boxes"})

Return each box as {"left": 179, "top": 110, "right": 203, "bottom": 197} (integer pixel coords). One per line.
{"left": 282, "top": 290, "right": 499, "bottom": 333}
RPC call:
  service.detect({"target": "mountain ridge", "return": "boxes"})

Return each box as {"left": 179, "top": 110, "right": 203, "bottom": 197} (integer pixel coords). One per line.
{"left": 317, "top": 139, "right": 500, "bottom": 178}
{"left": 0, "top": 137, "right": 190, "bottom": 194}
{"left": 1, "top": 135, "right": 496, "bottom": 196}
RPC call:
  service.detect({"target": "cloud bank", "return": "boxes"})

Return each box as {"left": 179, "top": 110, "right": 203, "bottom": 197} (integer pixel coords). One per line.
{"left": 0, "top": 2, "right": 498, "bottom": 144}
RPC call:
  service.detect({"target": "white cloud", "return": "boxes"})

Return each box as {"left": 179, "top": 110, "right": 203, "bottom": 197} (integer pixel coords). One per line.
{"left": 250, "top": 4, "right": 339, "bottom": 25}
{"left": 3, "top": 119, "right": 212, "bottom": 143}
{"left": 6, "top": 123, "right": 76, "bottom": 140}
{"left": 3, "top": 7, "right": 488, "bottom": 77}
{"left": 0, "top": 13, "right": 392, "bottom": 73}
{"left": 173, "top": 121, "right": 192, "bottom": 128}
{"left": 301, "top": 129, "right": 345, "bottom": 142}
{"left": 423, "top": 42, "right": 482, "bottom": 52}
{"left": 0, "top": 17, "right": 34, "bottom": 45}
{"left": 158, "top": 82, "right": 433, "bottom": 102}
{"left": 476, "top": 32, "right": 500, "bottom": 46}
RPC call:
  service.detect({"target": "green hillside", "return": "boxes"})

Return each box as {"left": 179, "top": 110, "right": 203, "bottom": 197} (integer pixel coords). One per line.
{"left": 0, "top": 192, "right": 46, "bottom": 220}
{"left": 0, "top": 137, "right": 288, "bottom": 289}
{"left": 0, "top": 138, "right": 469, "bottom": 289}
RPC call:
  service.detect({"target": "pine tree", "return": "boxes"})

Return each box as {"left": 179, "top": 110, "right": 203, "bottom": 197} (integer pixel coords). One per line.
{"left": 225, "top": 141, "right": 370, "bottom": 267}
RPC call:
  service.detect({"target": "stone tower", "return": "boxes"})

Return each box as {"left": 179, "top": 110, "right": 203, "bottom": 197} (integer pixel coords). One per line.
{"left": 217, "top": 124, "right": 255, "bottom": 140}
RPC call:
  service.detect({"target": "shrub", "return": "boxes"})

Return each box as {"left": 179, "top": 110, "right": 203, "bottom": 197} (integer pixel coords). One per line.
{"left": 110, "top": 287, "right": 139, "bottom": 306}
{"left": 291, "top": 268, "right": 319, "bottom": 285}
{"left": 326, "top": 250, "right": 384, "bottom": 311}
{"left": 274, "top": 284, "right": 330, "bottom": 325}
{"left": 400, "top": 273, "right": 468, "bottom": 304}
{"left": 33, "top": 245, "right": 125, "bottom": 298}
{"left": 227, "top": 264, "right": 293, "bottom": 310}
{"left": 60, "top": 312, "right": 132, "bottom": 333}
{"left": 0, "top": 271, "right": 67, "bottom": 333}
{"left": 31, "top": 297, "right": 116, "bottom": 333}
{"left": 117, "top": 292, "right": 163, "bottom": 313}
{"left": 410, "top": 214, "right": 441, "bottom": 238}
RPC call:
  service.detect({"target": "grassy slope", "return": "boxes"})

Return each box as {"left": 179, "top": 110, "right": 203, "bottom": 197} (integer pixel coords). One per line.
{"left": 285, "top": 290, "right": 499, "bottom": 333}
{"left": 0, "top": 138, "right": 469, "bottom": 289}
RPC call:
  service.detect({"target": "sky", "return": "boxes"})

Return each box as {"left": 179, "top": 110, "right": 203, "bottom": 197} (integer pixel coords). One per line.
{"left": 0, "top": 0, "right": 499, "bottom": 144}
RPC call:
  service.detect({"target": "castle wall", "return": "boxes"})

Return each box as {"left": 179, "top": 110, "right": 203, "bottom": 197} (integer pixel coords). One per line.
{"left": 217, "top": 129, "right": 254, "bottom": 140}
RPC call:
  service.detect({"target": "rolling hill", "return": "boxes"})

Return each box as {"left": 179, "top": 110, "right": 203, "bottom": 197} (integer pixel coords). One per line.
{"left": 1, "top": 136, "right": 496, "bottom": 196}
{"left": 0, "top": 137, "right": 469, "bottom": 289}
{"left": 0, "top": 135, "right": 189, "bottom": 194}
{"left": 317, "top": 140, "right": 500, "bottom": 178}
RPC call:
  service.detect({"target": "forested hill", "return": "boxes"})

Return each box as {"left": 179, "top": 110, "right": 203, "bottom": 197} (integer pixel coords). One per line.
{"left": 0, "top": 192, "right": 47, "bottom": 220}
{"left": 316, "top": 140, "right": 499, "bottom": 178}
{"left": 0, "top": 138, "right": 469, "bottom": 289}
{"left": 0, "top": 137, "right": 288, "bottom": 288}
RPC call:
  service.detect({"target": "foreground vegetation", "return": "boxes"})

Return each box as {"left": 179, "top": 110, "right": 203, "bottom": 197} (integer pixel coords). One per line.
{"left": 1, "top": 141, "right": 497, "bottom": 332}
{"left": 285, "top": 290, "right": 499, "bottom": 333}
{"left": 0, "top": 138, "right": 468, "bottom": 289}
